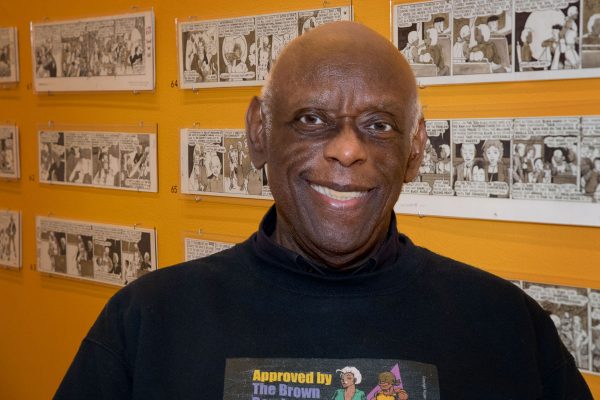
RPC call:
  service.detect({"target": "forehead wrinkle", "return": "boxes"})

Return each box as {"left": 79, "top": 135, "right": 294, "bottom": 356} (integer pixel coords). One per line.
{"left": 276, "top": 69, "right": 408, "bottom": 113}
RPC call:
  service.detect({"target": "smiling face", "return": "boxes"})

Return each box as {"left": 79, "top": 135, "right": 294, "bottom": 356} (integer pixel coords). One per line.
{"left": 246, "top": 22, "right": 424, "bottom": 268}
{"left": 461, "top": 144, "right": 476, "bottom": 163}
{"left": 486, "top": 145, "right": 500, "bottom": 165}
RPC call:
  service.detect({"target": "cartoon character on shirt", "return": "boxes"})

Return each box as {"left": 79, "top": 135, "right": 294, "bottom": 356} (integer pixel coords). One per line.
{"left": 331, "top": 366, "right": 366, "bottom": 400}
{"left": 374, "top": 371, "right": 409, "bottom": 400}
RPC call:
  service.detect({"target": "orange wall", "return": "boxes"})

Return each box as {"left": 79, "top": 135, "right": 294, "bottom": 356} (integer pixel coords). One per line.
{"left": 1, "top": 0, "right": 600, "bottom": 398}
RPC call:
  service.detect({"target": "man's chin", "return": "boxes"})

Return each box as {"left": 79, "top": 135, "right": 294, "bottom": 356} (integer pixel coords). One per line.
{"left": 302, "top": 230, "right": 376, "bottom": 266}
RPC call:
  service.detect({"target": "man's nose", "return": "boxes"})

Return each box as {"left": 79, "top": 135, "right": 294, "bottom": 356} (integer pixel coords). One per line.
{"left": 323, "top": 120, "right": 368, "bottom": 167}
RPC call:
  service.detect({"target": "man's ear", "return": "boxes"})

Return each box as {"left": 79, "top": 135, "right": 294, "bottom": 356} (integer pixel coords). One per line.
{"left": 403, "top": 117, "right": 427, "bottom": 183}
{"left": 245, "top": 96, "right": 268, "bottom": 169}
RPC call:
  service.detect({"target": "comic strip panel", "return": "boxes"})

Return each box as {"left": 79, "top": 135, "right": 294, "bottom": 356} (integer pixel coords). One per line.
{"left": 297, "top": 6, "right": 352, "bottom": 36}
{"left": 254, "top": 12, "right": 298, "bottom": 81}
{"left": 512, "top": 117, "right": 586, "bottom": 202}
{"left": 179, "top": 20, "right": 219, "bottom": 88}
{"left": 118, "top": 134, "right": 155, "bottom": 191}
{"left": 394, "top": 1, "right": 452, "bottom": 78}
{"left": 0, "top": 125, "right": 19, "bottom": 179}
{"left": 589, "top": 289, "right": 600, "bottom": 372}
{"left": 523, "top": 282, "right": 590, "bottom": 371}
{"left": 37, "top": 221, "right": 68, "bottom": 275}
{"left": 0, "top": 210, "right": 20, "bottom": 268}
{"left": 31, "top": 11, "right": 154, "bottom": 91}
{"left": 92, "top": 135, "right": 120, "bottom": 187}
{"left": 180, "top": 129, "right": 226, "bottom": 194}
{"left": 66, "top": 231, "right": 94, "bottom": 278}
{"left": 224, "top": 130, "right": 255, "bottom": 195}
{"left": 65, "top": 132, "right": 93, "bottom": 184}
{"left": 581, "top": 117, "right": 600, "bottom": 201}
{"left": 36, "top": 216, "right": 156, "bottom": 286}
{"left": 452, "top": 119, "right": 512, "bottom": 198}
{"left": 39, "top": 131, "right": 66, "bottom": 183}
{"left": 218, "top": 17, "right": 256, "bottom": 83}
{"left": 403, "top": 119, "right": 454, "bottom": 195}
{"left": 0, "top": 27, "right": 19, "bottom": 83}
{"left": 515, "top": 0, "right": 581, "bottom": 72}
{"left": 121, "top": 231, "right": 154, "bottom": 285}
{"left": 184, "top": 238, "right": 235, "bottom": 261}
{"left": 93, "top": 236, "right": 123, "bottom": 285}
{"left": 452, "top": 0, "right": 513, "bottom": 76}
{"left": 582, "top": 0, "right": 600, "bottom": 68}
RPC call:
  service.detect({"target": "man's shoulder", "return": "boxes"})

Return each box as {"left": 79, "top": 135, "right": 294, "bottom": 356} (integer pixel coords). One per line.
{"left": 411, "top": 244, "right": 525, "bottom": 301}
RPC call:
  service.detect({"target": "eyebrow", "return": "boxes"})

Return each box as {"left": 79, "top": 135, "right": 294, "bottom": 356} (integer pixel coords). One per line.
{"left": 289, "top": 99, "right": 403, "bottom": 113}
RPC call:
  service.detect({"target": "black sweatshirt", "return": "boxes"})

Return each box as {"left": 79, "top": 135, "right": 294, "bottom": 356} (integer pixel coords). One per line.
{"left": 55, "top": 210, "right": 592, "bottom": 399}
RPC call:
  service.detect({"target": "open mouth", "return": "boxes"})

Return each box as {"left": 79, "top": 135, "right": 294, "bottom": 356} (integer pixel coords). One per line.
{"left": 309, "top": 183, "right": 369, "bottom": 201}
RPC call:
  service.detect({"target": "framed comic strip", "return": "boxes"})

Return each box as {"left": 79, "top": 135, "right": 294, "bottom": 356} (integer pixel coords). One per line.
{"left": 176, "top": 5, "right": 352, "bottom": 89}
{"left": 0, "top": 210, "right": 21, "bottom": 269}
{"left": 180, "top": 128, "right": 271, "bottom": 199}
{"left": 36, "top": 216, "right": 157, "bottom": 286}
{"left": 38, "top": 127, "right": 157, "bottom": 192}
{"left": 392, "top": 0, "right": 600, "bottom": 85}
{"left": 395, "top": 115, "right": 600, "bottom": 227}
{"left": 0, "top": 124, "right": 20, "bottom": 180}
{"left": 0, "top": 27, "right": 19, "bottom": 84}
{"left": 31, "top": 10, "right": 155, "bottom": 92}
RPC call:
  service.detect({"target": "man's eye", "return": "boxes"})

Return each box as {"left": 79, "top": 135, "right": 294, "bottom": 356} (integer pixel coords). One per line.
{"left": 368, "top": 122, "right": 393, "bottom": 132}
{"left": 298, "top": 114, "right": 324, "bottom": 125}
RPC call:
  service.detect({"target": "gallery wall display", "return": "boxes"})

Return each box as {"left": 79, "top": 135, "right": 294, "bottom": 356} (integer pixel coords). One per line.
{"left": 392, "top": 0, "right": 600, "bottom": 85}
{"left": 30, "top": 10, "right": 155, "bottom": 92}
{"left": 396, "top": 115, "right": 600, "bottom": 226}
{"left": 0, "top": 210, "right": 21, "bottom": 269}
{"left": 0, "top": 27, "right": 19, "bottom": 84}
{"left": 0, "top": 124, "right": 19, "bottom": 179}
{"left": 36, "top": 216, "right": 157, "bottom": 286}
{"left": 184, "top": 237, "right": 235, "bottom": 261}
{"left": 38, "top": 129, "right": 158, "bottom": 192}
{"left": 176, "top": 5, "right": 352, "bottom": 89}
{"left": 180, "top": 128, "right": 270, "bottom": 199}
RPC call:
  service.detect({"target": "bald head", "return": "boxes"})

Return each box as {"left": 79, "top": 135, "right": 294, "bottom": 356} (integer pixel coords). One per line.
{"left": 261, "top": 22, "right": 420, "bottom": 136}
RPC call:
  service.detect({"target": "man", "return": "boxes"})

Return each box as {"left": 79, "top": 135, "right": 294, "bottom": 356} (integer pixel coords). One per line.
{"left": 541, "top": 24, "right": 563, "bottom": 69}
{"left": 433, "top": 16, "right": 450, "bottom": 36}
{"left": 207, "top": 153, "right": 223, "bottom": 192}
{"left": 583, "top": 14, "right": 600, "bottom": 45}
{"left": 453, "top": 24, "right": 471, "bottom": 61}
{"left": 454, "top": 142, "right": 476, "bottom": 181}
{"left": 6, "top": 215, "right": 16, "bottom": 260}
{"left": 418, "top": 28, "right": 449, "bottom": 76}
{"left": 469, "top": 24, "right": 505, "bottom": 72}
{"left": 96, "top": 246, "right": 113, "bottom": 274}
{"left": 93, "top": 150, "right": 116, "bottom": 186}
{"left": 55, "top": 22, "right": 591, "bottom": 398}
{"left": 551, "top": 148, "right": 574, "bottom": 175}
{"left": 401, "top": 30, "right": 419, "bottom": 63}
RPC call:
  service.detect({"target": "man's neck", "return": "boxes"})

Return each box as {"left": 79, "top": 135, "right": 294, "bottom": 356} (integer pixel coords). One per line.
{"left": 272, "top": 212, "right": 389, "bottom": 270}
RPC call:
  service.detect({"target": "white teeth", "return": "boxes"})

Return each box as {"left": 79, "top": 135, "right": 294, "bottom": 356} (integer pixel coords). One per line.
{"left": 310, "top": 184, "right": 367, "bottom": 201}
